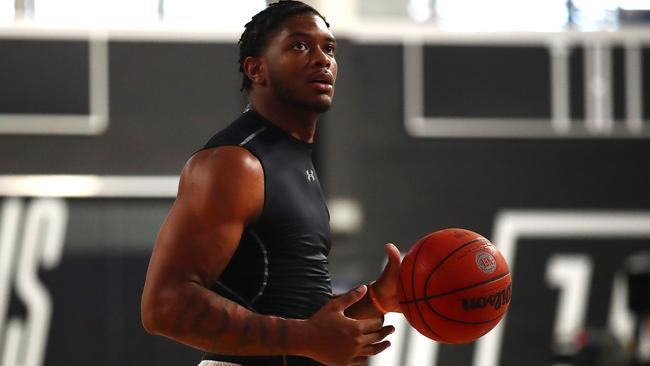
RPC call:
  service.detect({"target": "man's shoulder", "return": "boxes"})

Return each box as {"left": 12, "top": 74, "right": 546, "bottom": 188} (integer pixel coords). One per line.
{"left": 176, "top": 145, "right": 264, "bottom": 225}
{"left": 202, "top": 111, "right": 266, "bottom": 151}
{"left": 186, "top": 146, "right": 262, "bottom": 182}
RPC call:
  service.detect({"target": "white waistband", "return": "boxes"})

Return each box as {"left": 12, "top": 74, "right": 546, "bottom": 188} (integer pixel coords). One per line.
{"left": 197, "top": 361, "right": 242, "bottom": 366}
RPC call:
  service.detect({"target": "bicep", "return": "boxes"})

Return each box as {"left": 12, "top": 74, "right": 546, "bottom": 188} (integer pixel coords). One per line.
{"left": 146, "top": 147, "right": 264, "bottom": 290}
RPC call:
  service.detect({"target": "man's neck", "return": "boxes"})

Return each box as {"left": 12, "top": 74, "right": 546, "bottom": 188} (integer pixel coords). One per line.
{"left": 247, "top": 95, "right": 320, "bottom": 144}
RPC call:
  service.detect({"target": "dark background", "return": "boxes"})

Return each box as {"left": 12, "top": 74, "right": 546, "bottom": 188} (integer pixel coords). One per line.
{"left": 0, "top": 36, "right": 649, "bottom": 365}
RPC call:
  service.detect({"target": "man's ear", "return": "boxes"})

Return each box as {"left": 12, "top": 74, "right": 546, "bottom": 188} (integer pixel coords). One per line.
{"left": 243, "top": 56, "right": 266, "bottom": 87}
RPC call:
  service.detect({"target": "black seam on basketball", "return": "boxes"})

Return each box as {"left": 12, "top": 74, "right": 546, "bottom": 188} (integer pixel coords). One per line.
{"left": 399, "top": 277, "right": 414, "bottom": 324}
{"left": 399, "top": 271, "right": 510, "bottom": 305}
{"left": 410, "top": 237, "right": 427, "bottom": 302}
{"left": 423, "top": 238, "right": 490, "bottom": 296}
{"left": 410, "top": 235, "right": 447, "bottom": 342}
{"left": 410, "top": 241, "right": 443, "bottom": 340}
{"left": 415, "top": 297, "right": 447, "bottom": 342}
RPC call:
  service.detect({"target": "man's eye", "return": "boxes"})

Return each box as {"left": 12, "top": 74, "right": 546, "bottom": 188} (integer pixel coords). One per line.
{"left": 293, "top": 42, "right": 308, "bottom": 51}
{"left": 325, "top": 45, "right": 336, "bottom": 55}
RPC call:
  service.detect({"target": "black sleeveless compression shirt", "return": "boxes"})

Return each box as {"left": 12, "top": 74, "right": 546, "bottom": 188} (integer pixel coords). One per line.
{"left": 200, "top": 110, "right": 332, "bottom": 366}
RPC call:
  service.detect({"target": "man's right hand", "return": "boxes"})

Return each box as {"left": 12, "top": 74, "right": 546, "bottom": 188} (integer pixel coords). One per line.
{"left": 302, "top": 285, "right": 395, "bottom": 366}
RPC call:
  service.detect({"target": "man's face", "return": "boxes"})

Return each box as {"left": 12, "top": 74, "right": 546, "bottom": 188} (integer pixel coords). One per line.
{"left": 261, "top": 13, "right": 337, "bottom": 113}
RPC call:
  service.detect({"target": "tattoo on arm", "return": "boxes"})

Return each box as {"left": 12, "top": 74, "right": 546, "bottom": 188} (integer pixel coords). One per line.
{"left": 257, "top": 315, "right": 268, "bottom": 350}
{"left": 209, "top": 306, "right": 232, "bottom": 351}
{"left": 171, "top": 293, "right": 200, "bottom": 335}
{"left": 189, "top": 296, "right": 215, "bottom": 334}
{"left": 235, "top": 317, "right": 253, "bottom": 352}
{"left": 166, "top": 289, "right": 291, "bottom": 355}
{"left": 279, "top": 319, "right": 288, "bottom": 355}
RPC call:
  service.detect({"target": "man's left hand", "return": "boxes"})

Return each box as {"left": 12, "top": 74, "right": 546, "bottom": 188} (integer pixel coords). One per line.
{"left": 371, "top": 243, "right": 403, "bottom": 313}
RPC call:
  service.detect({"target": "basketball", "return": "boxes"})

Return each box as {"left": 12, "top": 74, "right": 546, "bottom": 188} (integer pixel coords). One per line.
{"left": 398, "top": 228, "right": 512, "bottom": 344}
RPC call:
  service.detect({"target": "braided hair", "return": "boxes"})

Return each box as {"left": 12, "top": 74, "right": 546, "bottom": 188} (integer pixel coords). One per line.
{"left": 238, "top": 1, "right": 330, "bottom": 92}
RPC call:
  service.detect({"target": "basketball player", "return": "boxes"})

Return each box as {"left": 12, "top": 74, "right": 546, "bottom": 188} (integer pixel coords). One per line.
{"left": 141, "top": 2, "right": 403, "bottom": 366}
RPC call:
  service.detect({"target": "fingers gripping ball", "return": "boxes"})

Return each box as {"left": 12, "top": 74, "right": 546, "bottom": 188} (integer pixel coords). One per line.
{"left": 398, "top": 228, "right": 512, "bottom": 344}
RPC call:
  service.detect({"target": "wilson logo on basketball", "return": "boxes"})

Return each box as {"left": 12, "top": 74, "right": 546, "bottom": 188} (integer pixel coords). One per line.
{"left": 460, "top": 283, "right": 512, "bottom": 311}
{"left": 475, "top": 251, "right": 497, "bottom": 273}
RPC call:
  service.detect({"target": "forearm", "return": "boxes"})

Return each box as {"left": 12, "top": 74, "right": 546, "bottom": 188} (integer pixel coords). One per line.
{"left": 143, "top": 282, "right": 309, "bottom": 356}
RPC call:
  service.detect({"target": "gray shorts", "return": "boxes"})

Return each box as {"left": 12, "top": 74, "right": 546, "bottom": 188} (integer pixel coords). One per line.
{"left": 198, "top": 355, "right": 290, "bottom": 366}
{"left": 197, "top": 361, "right": 242, "bottom": 366}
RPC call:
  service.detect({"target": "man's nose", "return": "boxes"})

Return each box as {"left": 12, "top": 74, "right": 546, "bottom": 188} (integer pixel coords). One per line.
{"left": 312, "top": 46, "right": 331, "bottom": 68}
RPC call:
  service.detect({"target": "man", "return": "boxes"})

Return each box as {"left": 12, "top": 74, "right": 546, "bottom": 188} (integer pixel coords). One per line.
{"left": 141, "top": 2, "right": 403, "bottom": 365}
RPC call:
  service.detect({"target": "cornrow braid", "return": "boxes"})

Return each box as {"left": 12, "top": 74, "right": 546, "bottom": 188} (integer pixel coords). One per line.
{"left": 238, "top": 0, "right": 329, "bottom": 92}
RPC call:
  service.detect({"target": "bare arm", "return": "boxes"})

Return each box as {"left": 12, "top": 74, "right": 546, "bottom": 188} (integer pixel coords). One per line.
{"left": 141, "top": 146, "right": 290, "bottom": 354}
{"left": 141, "top": 146, "right": 392, "bottom": 365}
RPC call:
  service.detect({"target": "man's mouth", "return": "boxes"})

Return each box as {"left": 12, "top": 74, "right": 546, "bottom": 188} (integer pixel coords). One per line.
{"left": 310, "top": 78, "right": 332, "bottom": 85}
{"left": 308, "top": 72, "right": 334, "bottom": 86}
{"left": 308, "top": 74, "right": 334, "bottom": 92}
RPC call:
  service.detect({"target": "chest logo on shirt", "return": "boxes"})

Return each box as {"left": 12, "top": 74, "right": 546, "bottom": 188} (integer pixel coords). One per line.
{"left": 305, "top": 169, "right": 316, "bottom": 182}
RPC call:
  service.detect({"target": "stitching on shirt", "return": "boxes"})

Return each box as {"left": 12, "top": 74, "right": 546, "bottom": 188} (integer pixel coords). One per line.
{"left": 250, "top": 230, "right": 269, "bottom": 305}
{"left": 238, "top": 127, "right": 267, "bottom": 146}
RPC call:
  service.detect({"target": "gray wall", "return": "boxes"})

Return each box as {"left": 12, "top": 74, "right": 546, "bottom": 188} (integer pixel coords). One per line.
{"left": 0, "top": 34, "right": 649, "bottom": 365}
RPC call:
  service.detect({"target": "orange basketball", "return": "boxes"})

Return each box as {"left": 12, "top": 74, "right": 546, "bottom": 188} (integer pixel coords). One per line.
{"left": 398, "top": 228, "right": 512, "bottom": 344}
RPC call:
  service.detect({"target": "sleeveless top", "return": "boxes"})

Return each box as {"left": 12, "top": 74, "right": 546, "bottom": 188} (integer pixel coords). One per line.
{"left": 200, "top": 110, "right": 331, "bottom": 366}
